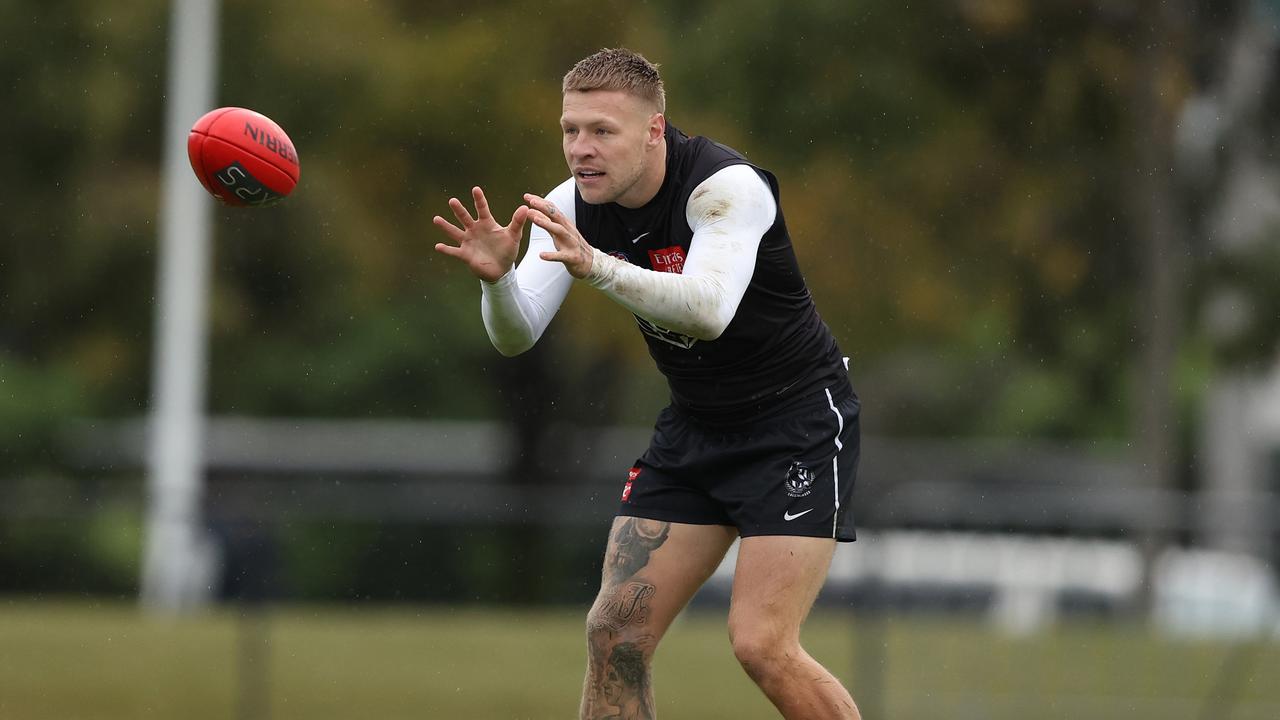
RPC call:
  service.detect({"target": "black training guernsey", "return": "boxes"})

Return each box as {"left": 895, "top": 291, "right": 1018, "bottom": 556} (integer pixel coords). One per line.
{"left": 573, "top": 122, "right": 850, "bottom": 426}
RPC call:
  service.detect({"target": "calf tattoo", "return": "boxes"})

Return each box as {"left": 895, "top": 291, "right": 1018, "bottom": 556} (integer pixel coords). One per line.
{"left": 585, "top": 630, "right": 658, "bottom": 720}
{"left": 599, "top": 642, "right": 655, "bottom": 719}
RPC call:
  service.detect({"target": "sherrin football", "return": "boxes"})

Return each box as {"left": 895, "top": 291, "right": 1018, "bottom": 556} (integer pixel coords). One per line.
{"left": 188, "top": 107, "right": 300, "bottom": 207}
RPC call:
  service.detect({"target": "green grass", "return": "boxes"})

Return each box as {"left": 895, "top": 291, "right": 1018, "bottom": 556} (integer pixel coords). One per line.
{"left": 1, "top": 600, "right": 1278, "bottom": 719}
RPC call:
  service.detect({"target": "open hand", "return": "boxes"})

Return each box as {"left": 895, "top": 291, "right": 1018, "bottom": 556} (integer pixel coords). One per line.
{"left": 524, "top": 193, "right": 595, "bottom": 279}
{"left": 433, "top": 187, "right": 528, "bottom": 283}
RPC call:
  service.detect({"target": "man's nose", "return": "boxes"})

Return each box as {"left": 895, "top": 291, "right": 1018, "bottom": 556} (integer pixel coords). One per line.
{"left": 568, "top": 135, "right": 594, "bottom": 159}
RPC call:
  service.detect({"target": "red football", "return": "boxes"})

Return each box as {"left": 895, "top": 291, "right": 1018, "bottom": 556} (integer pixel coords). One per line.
{"left": 187, "top": 107, "right": 300, "bottom": 207}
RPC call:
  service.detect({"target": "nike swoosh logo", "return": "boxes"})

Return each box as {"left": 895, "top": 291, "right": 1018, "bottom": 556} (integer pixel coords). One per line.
{"left": 783, "top": 509, "right": 814, "bottom": 521}
{"left": 630, "top": 232, "right": 650, "bottom": 244}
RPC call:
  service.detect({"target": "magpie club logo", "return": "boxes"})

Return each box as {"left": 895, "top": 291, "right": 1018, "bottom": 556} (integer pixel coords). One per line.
{"left": 784, "top": 461, "right": 815, "bottom": 498}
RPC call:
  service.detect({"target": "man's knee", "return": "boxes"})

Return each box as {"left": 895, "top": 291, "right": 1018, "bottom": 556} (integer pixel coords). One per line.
{"left": 727, "top": 617, "right": 795, "bottom": 681}
{"left": 586, "top": 604, "right": 654, "bottom": 663}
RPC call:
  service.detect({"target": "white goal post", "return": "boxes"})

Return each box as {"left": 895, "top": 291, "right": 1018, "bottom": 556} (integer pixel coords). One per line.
{"left": 142, "top": 0, "right": 221, "bottom": 612}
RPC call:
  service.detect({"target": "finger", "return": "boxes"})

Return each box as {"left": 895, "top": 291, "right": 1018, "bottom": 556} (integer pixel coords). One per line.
{"left": 522, "top": 193, "right": 559, "bottom": 218}
{"left": 432, "top": 215, "right": 466, "bottom": 243}
{"left": 448, "top": 197, "right": 476, "bottom": 228}
{"left": 527, "top": 208, "right": 564, "bottom": 234}
{"left": 472, "top": 186, "right": 493, "bottom": 221}
{"left": 528, "top": 194, "right": 576, "bottom": 231}
{"left": 507, "top": 205, "right": 529, "bottom": 235}
{"left": 434, "top": 242, "right": 465, "bottom": 259}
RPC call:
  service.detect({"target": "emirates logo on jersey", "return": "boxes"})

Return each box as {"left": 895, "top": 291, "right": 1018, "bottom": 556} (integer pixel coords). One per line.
{"left": 648, "top": 246, "right": 686, "bottom": 274}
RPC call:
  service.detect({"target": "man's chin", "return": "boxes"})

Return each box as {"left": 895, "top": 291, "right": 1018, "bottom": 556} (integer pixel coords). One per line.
{"left": 575, "top": 182, "right": 614, "bottom": 206}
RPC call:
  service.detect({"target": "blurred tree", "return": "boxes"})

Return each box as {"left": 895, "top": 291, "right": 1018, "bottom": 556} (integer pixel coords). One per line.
{"left": 0, "top": 1, "right": 169, "bottom": 474}
{"left": 0, "top": 0, "right": 1213, "bottom": 448}
{"left": 6, "top": 0, "right": 1277, "bottom": 598}
{"left": 649, "top": 0, "right": 1155, "bottom": 439}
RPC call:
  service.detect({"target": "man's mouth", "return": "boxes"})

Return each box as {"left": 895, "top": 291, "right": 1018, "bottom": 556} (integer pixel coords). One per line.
{"left": 577, "top": 170, "right": 605, "bottom": 179}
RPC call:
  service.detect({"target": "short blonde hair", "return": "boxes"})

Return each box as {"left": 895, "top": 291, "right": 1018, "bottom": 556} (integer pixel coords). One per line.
{"left": 562, "top": 48, "right": 666, "bottom": 113}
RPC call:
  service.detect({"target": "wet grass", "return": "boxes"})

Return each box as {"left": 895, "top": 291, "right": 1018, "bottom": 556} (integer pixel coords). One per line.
{"left": 1, "top": 599, "right": 1277, "bottom": 719}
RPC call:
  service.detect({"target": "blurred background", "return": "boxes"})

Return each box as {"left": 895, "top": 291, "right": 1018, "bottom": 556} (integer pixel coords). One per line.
{"left": 3, "top": 0, "right": 1280, "bottom": 718}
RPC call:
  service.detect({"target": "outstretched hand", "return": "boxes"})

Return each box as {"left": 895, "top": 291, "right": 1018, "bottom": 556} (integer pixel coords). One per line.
{"left": 433, "top": 187, "right": 528, "bottom": 283}
{"left": 523, "top": 193, "right": 595, "bottom": 279}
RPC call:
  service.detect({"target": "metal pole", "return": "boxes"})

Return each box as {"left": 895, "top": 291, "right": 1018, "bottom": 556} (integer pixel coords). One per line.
{"left": 1131, "top": 0, "right": 1188, "bottom": 616}
{"left": 142, "top": 0, "right": 221, "bottom": 612}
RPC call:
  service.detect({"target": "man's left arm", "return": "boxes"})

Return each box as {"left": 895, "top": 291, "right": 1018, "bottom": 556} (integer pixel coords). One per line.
{"left": 528, "top": 165, "right": 776, "bottom": 340}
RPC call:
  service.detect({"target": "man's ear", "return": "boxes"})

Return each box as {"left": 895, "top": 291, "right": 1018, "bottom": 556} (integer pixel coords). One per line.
{"left": 648, "top": 113, "right": 666, "bottom": 146}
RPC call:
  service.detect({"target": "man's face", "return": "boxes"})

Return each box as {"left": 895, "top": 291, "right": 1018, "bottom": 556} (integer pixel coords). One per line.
{"left": 560, "top": 89, "right": 663, "bottom": 207}
{"left": 602, "top": 662, "right": 624, "bottom": 703}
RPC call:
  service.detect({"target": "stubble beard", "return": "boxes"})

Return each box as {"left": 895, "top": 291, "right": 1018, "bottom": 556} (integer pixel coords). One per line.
{"left": 579, "top": 155, "right": 647, "bottom": 206}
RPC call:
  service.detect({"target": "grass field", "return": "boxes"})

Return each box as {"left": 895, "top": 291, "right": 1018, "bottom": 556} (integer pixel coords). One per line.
{"left": 2, "top": 599, "right": 1279, "bottom": 719}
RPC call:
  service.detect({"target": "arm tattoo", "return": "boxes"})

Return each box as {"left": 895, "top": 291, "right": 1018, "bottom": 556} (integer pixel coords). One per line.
{"left": 604, "top": 519, "right": 670, "bottom": 586}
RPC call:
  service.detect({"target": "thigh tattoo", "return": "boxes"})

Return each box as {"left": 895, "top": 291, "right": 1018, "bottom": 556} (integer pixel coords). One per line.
{"left": 595, "top": 581, "right": 656, "bottom": 632}
{"left": 605, "top": 519, "right": 671, "bottom": 586}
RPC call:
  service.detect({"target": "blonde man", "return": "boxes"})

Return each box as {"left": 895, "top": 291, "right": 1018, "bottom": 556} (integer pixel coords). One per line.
{"left": 434, "top": 48, "right": 862, "bottom": 720}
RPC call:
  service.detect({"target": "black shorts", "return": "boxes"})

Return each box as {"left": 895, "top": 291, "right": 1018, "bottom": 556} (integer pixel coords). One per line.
{"left": 616, "top": 384, "right": 860, "bottom": 542}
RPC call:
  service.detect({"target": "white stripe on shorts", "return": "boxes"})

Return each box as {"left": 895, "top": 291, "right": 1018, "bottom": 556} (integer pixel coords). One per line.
{"left": 824, "top": 387, "right": 844, "bottom": 539}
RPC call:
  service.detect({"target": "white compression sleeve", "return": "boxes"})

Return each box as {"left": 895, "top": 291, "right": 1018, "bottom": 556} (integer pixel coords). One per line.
{"left": 585, "top": 164, "right": 777, "bottom": 340}
{"left": 479, "top": 178, "right": 577, "bottom": 356}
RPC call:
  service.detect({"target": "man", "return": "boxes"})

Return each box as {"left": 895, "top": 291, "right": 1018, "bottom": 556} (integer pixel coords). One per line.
{"left": 433, "top": 48, "right": 862, "bottom": 720}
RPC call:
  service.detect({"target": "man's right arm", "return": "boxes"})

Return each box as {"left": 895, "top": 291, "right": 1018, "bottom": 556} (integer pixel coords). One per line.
{"left": 479, "top": 178, "right": 578, "bottom": 356}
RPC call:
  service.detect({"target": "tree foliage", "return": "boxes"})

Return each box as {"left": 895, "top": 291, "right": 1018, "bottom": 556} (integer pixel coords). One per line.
{"left": 0, "top": 0, "right": 1265, "bottom": 476}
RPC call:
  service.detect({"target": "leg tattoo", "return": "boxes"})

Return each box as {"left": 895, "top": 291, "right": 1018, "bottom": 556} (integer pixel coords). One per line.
{"left": 604, "top": 519, "right": 670, "bottom": 585}
{"left": 583, "top": 519, "right": 670, "bottom": 720}
{"left": 599, "top": 642, "right": 656, "bottom": 719}
{"left": 586, "top": 583, "right": 659, "bottom": 719}
{"left": 596, "top": 581, "right": 656, "bottom": 631}
{"left": 584, "top": 629, "right": 657, "bottom": 720}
